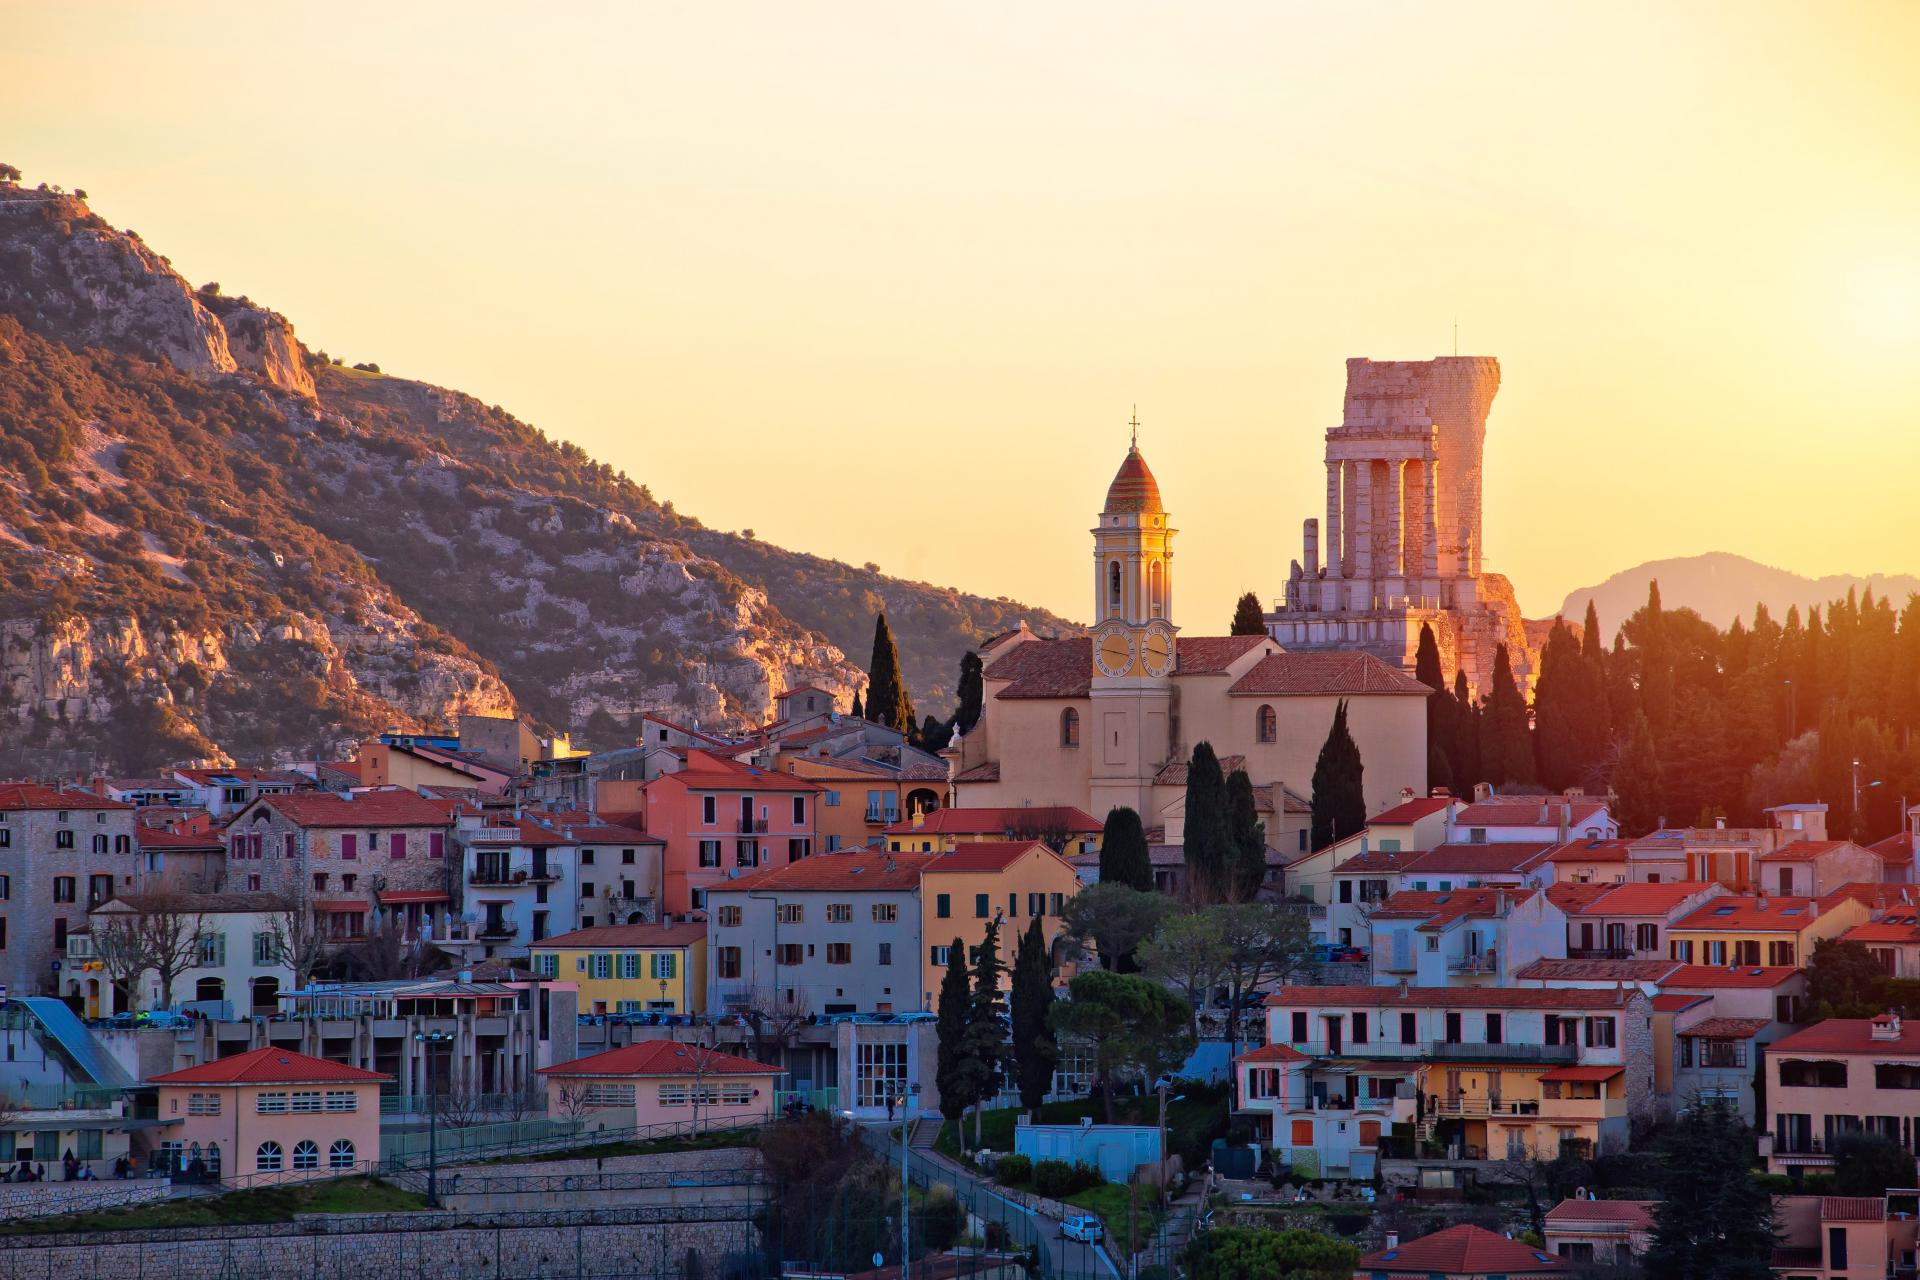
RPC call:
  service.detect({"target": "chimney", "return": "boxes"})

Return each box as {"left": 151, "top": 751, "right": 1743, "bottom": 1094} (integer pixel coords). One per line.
{"left": 1384, "top": 1231, "right": 1399, "bottom": 1250}
{"left": 1473, "top": 782, "right": 1493, "bottom": 803}
{"left": 1873, "top": 1012, "right": 1903, "bottom": 1041}
{"left": 1757, "top": 894, "right": 1770, "bottom": 912}
{"left": 1400, "top": 787, "right": 1415, "bottom": 805}
{"left": 1715, "top": 816, "right": 1727, "bottom": 830}
{"left": 1397, "top": 978, "right": 1410, "bottom": 999}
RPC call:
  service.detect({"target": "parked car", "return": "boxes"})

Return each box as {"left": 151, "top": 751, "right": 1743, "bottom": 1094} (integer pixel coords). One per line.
{"left": 1061, "top": 1215, "right": 1104, "bottom": 1243}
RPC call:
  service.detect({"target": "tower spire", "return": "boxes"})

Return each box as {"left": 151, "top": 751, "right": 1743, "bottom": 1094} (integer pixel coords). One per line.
{"left": 1129, "top": 405, "right": 1140, "bottom": 450}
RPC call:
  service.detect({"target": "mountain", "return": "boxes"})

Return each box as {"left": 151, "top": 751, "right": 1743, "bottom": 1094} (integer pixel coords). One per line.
{"left": 0, "top": 176, "right": 1071, "bottom": 771}
{"left": 1555, "top": 552, "right": 1920, "bottom": 635}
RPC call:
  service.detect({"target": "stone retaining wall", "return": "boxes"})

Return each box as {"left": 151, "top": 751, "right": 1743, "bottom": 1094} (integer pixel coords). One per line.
{"left": 0, "top": 1178, "right": 171, "bottom": 1223}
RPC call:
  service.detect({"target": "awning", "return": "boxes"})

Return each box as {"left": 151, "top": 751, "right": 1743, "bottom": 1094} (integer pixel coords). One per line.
{"left": 315, "top": 899, "right": 368, "bottom": 913}
{"left": 1539, "top": 1065, "right": 1625, "bottom": 1083}
{"left": 377, "top": 891, "right": 450, "bottom": 904}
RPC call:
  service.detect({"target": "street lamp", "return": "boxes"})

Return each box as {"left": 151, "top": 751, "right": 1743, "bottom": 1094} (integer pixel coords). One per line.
{"left": 1157, "top": 1082, "right": 1185, "bottom": 1213}
{"left": 414, "top": 1029, "right": 456, "bottom": 1207}
{"left": 899, "top": 1083, "right": 920, "bottom": 1280}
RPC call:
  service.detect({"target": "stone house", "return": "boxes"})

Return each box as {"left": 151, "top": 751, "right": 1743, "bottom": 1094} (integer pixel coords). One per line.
{"left": 0, "top": 783, "right": 140, "bottom": 997}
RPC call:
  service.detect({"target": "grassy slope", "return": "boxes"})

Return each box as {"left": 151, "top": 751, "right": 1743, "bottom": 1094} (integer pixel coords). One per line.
{"left": 0, "top": 1176, "right": 425, "bottom": 1236}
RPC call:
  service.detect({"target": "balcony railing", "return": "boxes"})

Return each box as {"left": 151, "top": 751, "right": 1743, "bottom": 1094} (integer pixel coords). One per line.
{"left": 865, "top": 810, "right": 899, "bottom": 826}
{"left": 1447, "top": 953, "right": 1498, "bottom": 975}
{"left": 1426, "top": 1040, "right": 1578, "bottom": 1064}
{"left": 477, "top": 918, "right": 517, "bottom": 940}
{"left": 737, "top": 819, "right": 769, "bottom": 834}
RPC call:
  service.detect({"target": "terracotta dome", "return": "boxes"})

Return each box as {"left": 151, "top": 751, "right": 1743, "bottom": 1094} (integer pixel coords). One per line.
{"left": 1103, "top": 446, "right": 1164, "bottom": 515}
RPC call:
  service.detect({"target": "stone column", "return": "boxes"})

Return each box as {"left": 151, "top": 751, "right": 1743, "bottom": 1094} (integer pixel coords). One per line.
{"left": 1384, "top": 460, "right": 1404, "bottom": 580}
{"left": 1422, "top": 459, "right": 1440, "bottom": 582}
{"left": 1350, "top": 459, "right": 1373, "bottom": 609}
{"left": 1325, "top": 461, "right": 1343, "bottom": 579}
{"left": 1303, "top": 518, "right": 1320, "bottom": 577}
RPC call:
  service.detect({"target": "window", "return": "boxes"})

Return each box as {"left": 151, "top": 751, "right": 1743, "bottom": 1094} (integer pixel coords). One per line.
{"left": 931, "top": 945, "right": 951, "bottom": 967}
{"left": 340, "top": 833, "right": 357, "bottom": 860}
{"left": 1779, "top": 1058, "right": 1848, "bottom": 1088}
{"left": 1636, "top": 923, "right": 1658, "bottom": 951}
{"left": 618, "top": 953, "right": 641, "bottom": 980}
{"left": 292, "top": 1140, "right": 321, "bottom": 1171}
{"left": 878, "top": 942, "right": 892, "bottom": 965}
{"left": 580, "top": 1083, "right": 634, "bottom": 1106}
{"left": 429, "top": 832, "right": 444, "bottom": 859}
{"left": 1049, "top": 892, "right": 1064, "bottom": 916}
{"left": 1444, "top": 1012, "right": 1462, "bottom": 1044}
{"left": 872, "top": 903, "right": 897, "bottom": 923}
{"left": 1108, "top": 561, "right": 1121, "bottom": 611}
{"left": 1769, "top": 940, "right": 1796, "bottom": 966}
{"left": 53, "top": 876, "right": 76, "bottom": 903}
{"left": 581, "top": 848, "right": 596, "bottom": 866}
{"left": 793, "top": 797, "right": 806, "bottom": 825}
{"left": 187, "top": 1092, "right": 221, "bottom": 1116}
{"left": 1350, "top": 1012, "right": 1369, "bottom": 1044}
{"left": 826, "top": 835, "right": 842, "bottom": 852}
{"left": 1290, "top": 1011, "right": 1309, "bottom": 1042}
{"left": 716, "top": 905, "right": 742, "bottom": 927}
{"left": 1400, "top": 1011, "right": 1417, "bottom": 1043}
{"left": 197, "top": 932, "right": 226, "bottom": 966}
{"left": 975, "top": 893, "right": 989, "bottom": 918}
{"left": 56, "top": 829, "right": 74, "bottom": 849}
{"left": 1669, "top": 939, "right": 1694, "bottom": 962}
{"left": 777, "top": 903, "right": 805, "bottom": 924}
{"left": 532, "top": 953, "right": 559, "bottom": 978}
{"left": 1830, "top": 1227, "right": 1849, "bottom": 1271}
{"left": 699, "top": 840, "right": 722, "bottom": 868}
{"left": 719, "top": 1082, "right": 752, "bottom": 1106}
{"left": 1027, "top": 892, "right": 1044, "bottom": 917}
{"left": 776, "top": 943, "right": 804, "bottom": 966}
{"left": 252, "top": 932, "right": 277, "bottom": 965}
{"left": 827, "top": 903, "right": 852, "bottom": 923}
{"left": 857, "top": 1041, "right": 909, "bottom": 1108}
{"left": 1585, "top": 1016, "right": 1617, "bottom": 1048}
{"left": 824, "top": 790, "right": 840, "bottom": 807}
{"left": 650, "top": 952, "right": 677, "bottom": 979}
{"left": 703, "top": 796, "right": 717, "bottom": 825}
{"left": 1060, "top": 708, "right": 1080, "bottom": 748}
{"left": 590, "top": 953, "right": 613, "bottom": 979}
{"left": 92, "top": 833, "right": 107, "bottom": 853}
{"left": 328, "top": 1139, "right": 356, "bottom": 1170}
{"left": 717, "top": 946, "right": 742, "bottom": 979}
{"left": 1257, "top": 704, "right": 1277, "bottom": 744}
{"left": 389, "top": 833, "right": 406, "bottom": 859}
{"left": 826, "top": 943, "right": 852, "bottom": 965}
{"left": 788, "top": 838, "right": 812, "bottom": 860}
{"left": 1486, "top": 1012, "right": 1503, "bottom": 1044}
{"left": 0, "top": 829, "right": 8, "bottom": 849}
{"left": 255, "top": 1141, "right": 283, "bottom": 1172}
{"left": 1007, "top": 892, "right": 1018, "bottom": 918}
{"left": 936, "top": 894, "right": 951, "bottom": 919}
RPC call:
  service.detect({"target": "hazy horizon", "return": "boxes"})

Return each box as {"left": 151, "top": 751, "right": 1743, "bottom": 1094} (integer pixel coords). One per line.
{"left": 8, "top": 2, "right": 1917, "bottom": 630}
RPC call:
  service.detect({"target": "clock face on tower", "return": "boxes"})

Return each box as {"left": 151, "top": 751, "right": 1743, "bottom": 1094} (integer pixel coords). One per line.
{"left": 1141, "top": 621, "right": 1175, "bottom": 677}
{"left": 1095, "top": 626, "right": 1135, "bottom": 678}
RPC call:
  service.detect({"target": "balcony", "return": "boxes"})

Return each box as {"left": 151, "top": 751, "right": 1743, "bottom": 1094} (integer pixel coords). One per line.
{"left": 1447, "top": 952, "right": 1498, "bottom": 975}
{"left": 1426, "top": 1040, "right": 1578, "bottom": 1064}
{"left": 477, "top": 918, "right": 518, "bottom": 941}
{"left": 1430, "top": 1096, "right": 1541, "bottom": 1118}
{"left": 865, "top": 810, "right": 899, "bottom": 826}
{"left": 469, "top": 865, "right": 556, "bottom": 887}
{"left": 737, "top": 818, "right": 769, "bottom": 834}
{"left": 1539, "top": 1094, "right": 1627, "bottom": 1121}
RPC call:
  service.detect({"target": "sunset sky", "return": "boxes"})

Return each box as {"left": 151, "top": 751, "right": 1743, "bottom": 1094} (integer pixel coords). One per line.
{"left": 8, "top": 3, "right": 1918, "bottom": 632}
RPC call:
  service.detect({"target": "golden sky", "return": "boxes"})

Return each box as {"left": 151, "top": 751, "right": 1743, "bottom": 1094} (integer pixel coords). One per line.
{"left": 8, "top": 3, "right": 1919, "bottom": 632}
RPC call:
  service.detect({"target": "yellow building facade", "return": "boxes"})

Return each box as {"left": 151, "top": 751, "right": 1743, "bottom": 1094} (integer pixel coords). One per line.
{"left": 530, "top": 922, "right": 708, "bottom": 1015}
{"left": 1666, "top": 895, "right": 1867, "bottom": 969}
{"left": 918, "top": 841, "right": 1082, "bottom": 1010}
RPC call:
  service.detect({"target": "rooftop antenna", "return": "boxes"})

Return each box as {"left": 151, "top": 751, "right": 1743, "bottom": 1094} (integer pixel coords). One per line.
{"left": 1452, "top": 317, "right": 1458, "bottom": 357}
{"left": 1129, "top": 405, "right": 1140, "bottom": 449}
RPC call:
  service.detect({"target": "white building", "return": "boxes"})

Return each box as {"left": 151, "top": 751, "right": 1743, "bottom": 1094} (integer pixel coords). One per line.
{"left": 75, "top": 893, "right": 296, "bottom": 1017}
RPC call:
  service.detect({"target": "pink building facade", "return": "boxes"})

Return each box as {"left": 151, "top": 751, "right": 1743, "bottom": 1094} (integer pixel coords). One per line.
{"left": 538, "top": 1039, "right": 782, "bottom": 1133}
{"left": 638, "top": 751, "right": 818, "bottom": 915}
{"left": 148, "top": 1046, "right": 388, "bottom": 1184}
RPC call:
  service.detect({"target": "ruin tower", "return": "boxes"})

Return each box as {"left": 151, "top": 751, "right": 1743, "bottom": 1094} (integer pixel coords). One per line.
{"left": 1272, "top": 356, "right": 1536, "bottom": 698}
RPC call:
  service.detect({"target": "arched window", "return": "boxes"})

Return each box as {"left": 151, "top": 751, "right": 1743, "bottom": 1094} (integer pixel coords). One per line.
{"left": 92, "top": 834, "right": 107, "bottom": 854}
{"left": 328, "top": 1139, "right": 357, "bottom": 1170}
{"left": 1257, "top": 704, "right": 1278, "bottom": 744}
{"left": 1060, "top": 708, "right": 1081, "bottom": 748}
{"left": 1107, "top": 561, "right": 1122, "bottom": 613}
{"left": 292, "top": 1140, "right": 320, "bottom": 1171}
{"left": 195, "top": 976, "right": 226, "bottom": 1004}
{"left": 255, "top": 1141, "right": 283, "bottom": 1173}
{"left": 205, "top": 1143, "right": 220, "bottom": 1176}
{"left": 1149, "top": 560, "right": 1164, "bottom": 618}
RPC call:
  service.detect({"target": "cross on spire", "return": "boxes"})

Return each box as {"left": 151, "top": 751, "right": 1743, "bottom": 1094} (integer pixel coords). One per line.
{"left": 1129, "top": 405, "right": 1140, "bottom": 449}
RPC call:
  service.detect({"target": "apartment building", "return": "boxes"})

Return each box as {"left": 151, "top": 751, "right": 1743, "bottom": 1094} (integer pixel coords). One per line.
{"left": 636, "top": 750, "right": 819, "bottom": 915}
{"left": 1765, "top": 1014, "right": 1920, "bottom": 1175}
{"left": 1366, "top": 887, "right": 1566, "bottom": 986}
{"left": 1666, "top": 894, "right": 1868, "bottom": 969}
{"left": 530, "top": 922, "right": 706, "bottom": 1015}
{"left": 0, "top": 783, "right": 140, "bottom": 997}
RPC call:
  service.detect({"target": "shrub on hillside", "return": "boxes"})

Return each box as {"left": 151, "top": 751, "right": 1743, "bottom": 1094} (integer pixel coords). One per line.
{"left": 995, "top": 1154, "right": 1032, "bottom": 1186}
{"left": 1030, "top": 1159, "right": 1102, "bottom": 1199}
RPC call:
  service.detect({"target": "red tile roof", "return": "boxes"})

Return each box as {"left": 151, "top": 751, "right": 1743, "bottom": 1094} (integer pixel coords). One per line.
{"left": 986, "top": 637, "right": 1093, "bottom": 699}
{"left": 1757, "top": 839, "right": 1854, "bottom": 862}
{"left": 1369, "top": 797, "right": 1453, "bottom": 826}
{"left": 1358, "top": 1223, "right": 1567, "bottom": 1273}
{"left": 1234, "top": 1043, "right": 1309, "bottom": 1065}
{"left": 1173, "top": 636, "right": 1270, "bottom": 675}
{"left": 467, "top": 816, "right": 578, "bottom": 848}
{"left": 1103, "top": 445, "right": 1164, "bottom": 514}
{"left": 1682, "top": 1017, "right": 1770, "bottom": 1039}
{"left": 1546, "top": 1199, "right": 1656, "bottom": 1230}
{"left": 1663, "top": 964, "right": 1802, "bottom": 989}
{"left": 1153, "top": 756, "right": 1247, "bottom": 786}
{"left": 136, "top": 826, "right": 226, "bottom": 851}
{"left": 884, "top": 806, "right": 1100, "bottom": 837}
{"left": 1400, "top": 842, "right": 1560, "bottom": 876}
{"left": 557, "top": 821, "right": 659, "bottom": 844}
{"left": 1869, "top": 831, "right": 1916, "bottom": 863}
{"left": 1544, "top": 883, "right": 1618, "bottom": 914}
{"left": 1513, "top": 958, "right": 1683, "bottom": 984}
{"left": 0, "top": 783, "right": 130, "bottom": 811}
{"left": 1369, "top": 888, "right": 1536, "bottom": 931}
{"left": 1546, "top": 838, "right": 1634, "bottom": 863}
{"left": 1769, "top": 1017, "right": 1920, "bottom": 1055}
{"left": 1453, "top": 798, "right": 1607, "bottom": 827}
{"left": 1266, "top": 985, "right": 1636, "bottom": 1010}
{"left": 654, "top": 749, "right": 820, "bottom": 792}
{"left": 923, "top": 841, "right": 1066, "bottom": 874}
{"left": 950, "top": 761, "right": 1000, "bottom": 784}
{"left": 1823, "top": 1197, "right": 1888, "bottom": 1222}
{"left": 1821, "top": 882, "right": 1915, "bottom": 913}
{"left": 249, "top": 789, "right": 455, "bottom": 828}
{"left": 1579, "top": 882, "right": 1720, "bottom": 917}
{"left": 1673, "top": 895, "right": 1821, "bottom": 931}
{"left": 534, "top": 923, "right": 706, "bottom": 950}
{"left": 1652, "top": 993, "right": 1707, "bottom": 1012}
{"left": 1333, "top": 847, "right": 1429, "bottom": 875}
{"left": 1845, "top": 916, "right": 1920, "bottom": 944}
{"left": 1226, "top": 651, "right": 1429, "bottom": 696}
{"left": 715, "top": 851, "right": 942, "bottom": 894}
{"left": 539, "top": 1040, "right": 780, "bottom": 1078}
{"left": 150, "top": 1046, "right": 389, "bottom": 1085}
{"left": 1538, "top": 1065, "right": 1623, "bottom": 1083}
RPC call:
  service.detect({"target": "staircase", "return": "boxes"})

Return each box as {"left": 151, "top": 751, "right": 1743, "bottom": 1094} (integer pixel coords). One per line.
{"left": 910, "top": 1117, "right": 941, "bottom": 1150}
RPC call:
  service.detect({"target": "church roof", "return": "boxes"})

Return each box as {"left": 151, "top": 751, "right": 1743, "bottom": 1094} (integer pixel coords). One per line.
{"left": 1226, "top": 651, "right": 1431, "bottom": 697}
{"left": 986, "top": 635, "right": 1287, "bottom": 699}
{"left": 1103, "top": 445, "right": 1164, "bottom": 514}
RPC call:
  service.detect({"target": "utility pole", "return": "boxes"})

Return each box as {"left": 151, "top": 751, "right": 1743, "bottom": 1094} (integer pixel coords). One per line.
{"left": 414, "top": 1029, "right": 455, "bottom": 1207}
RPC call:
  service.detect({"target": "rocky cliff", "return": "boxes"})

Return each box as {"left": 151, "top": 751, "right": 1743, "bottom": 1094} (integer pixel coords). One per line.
{"left": 0, "top": 175, "right": 1069, "bottom": 770}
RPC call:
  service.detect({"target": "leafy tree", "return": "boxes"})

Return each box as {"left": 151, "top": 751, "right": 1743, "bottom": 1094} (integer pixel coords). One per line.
{"left": 1063, "top": 882, "right": 1174, "bottom": 973}
{"left": 1534, "top": 618, "right": 1609, "bottom": 791}
{"left": 1183, "top": 1224, "right": 1359, "bottom": 1280}
{"left": 934, "top": 940, "right": 977, "bottom": 1131}
{"left": 0, "top": 163, "right": 21, "bottom": 185}
{"left": 1183, "top": 741, "right": 1231, "bottom": 903}
{"left": 1481, "top": 643, "right": 1536, "bottom": 788}
{"left": 864, "top": 612, "right": 915, "bottom": 732}
{"left": 1224, "top": 768, "right": 1267, "bottom": 901}
{"left": 1612, "top": 710, "right": 1665, "bottom": 835}
{"left": 954, "top": 650, "right": 985, "bottom": 734}
{"left": 1047, "top": 970, "right": 1194, "bottom": 1122}
{"left": 1831, "top": 1131, "right": 1917, "bottom": 1196}
{"left": 1643, "top": 1096, "right": 1778, "bottom": 1280}
{"left": 1138, "top": 911, "right": 1229, "bottom": 1040}
{"left": 962, "top": 917, "right": 1010, "bottom": 1145}
{"left": 1229, "top": 591, "right": 1266, "bottom": 637}
{"left": 1097, "top": 806, "right": 1154, "bottom": 893}
{"left": 1215, "top": 902, "right": 1311, "bottom": 1066}
{"left": 1309, "top": 700, "right": 1365, "bottom": 850}
{"left": 1803, "top": 937, "right": 1887, "bottom": 1020}
{"left": 1010, "top": 916, "right": 1058, "bottom": 1110}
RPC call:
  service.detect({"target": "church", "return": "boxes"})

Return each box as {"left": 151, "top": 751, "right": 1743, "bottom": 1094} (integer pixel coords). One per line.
{"left": 946, "top": 437, "right": 1430, "bottom": 841}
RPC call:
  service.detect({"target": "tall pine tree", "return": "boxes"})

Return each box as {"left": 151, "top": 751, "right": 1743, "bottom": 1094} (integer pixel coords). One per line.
{"left": 1643, "top": 1097, "right": 1778, "bottom": 1280}
{"left": 849, "top": 689, "right": 864, "bottom": 720}
{"left": 1533, "top": 620, "right": 1607, "bottom": 791}
{"left": 1612, "top": 709, "right": 1665, "bottom": 835}
{"left": 934, "top": 942, "right": 976, "bottom": 1132}
{"left": 1310, "top": 700, "right": 1366, "bottom": 849}
{"left": 1097, "top": 806, "right": 1154, "bottom": 892}
{"left": 1010, "top": 917, "right": 1057, "bottom": 1111}
{"left": 1481, "top": 643, "right": 1537, "bottom": 788}
{"left": 863, "top": 612, "right": 915, "bottom": 732}
{"left": 1225, "top": 768, "right": 1267, "bottom": 901}
{"left": 954, "top": 650, "right": 985, "bottom": 734}
{"left": 1229, "top": 592, "right": 1266, "bottom": 636}
{"left": 962, "top": 918, "right": 1009, "bottom": 1145}
{"left": 1182, "top": 742, "right": 1231, "bottom": 903}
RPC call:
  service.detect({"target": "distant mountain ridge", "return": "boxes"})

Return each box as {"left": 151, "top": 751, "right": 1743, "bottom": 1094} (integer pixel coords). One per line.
{"left": 0, "top": 175, "right": 1072, "bottom": 769}
{"left": 1554, "top": 553, "right": 1920, "bottom": 635}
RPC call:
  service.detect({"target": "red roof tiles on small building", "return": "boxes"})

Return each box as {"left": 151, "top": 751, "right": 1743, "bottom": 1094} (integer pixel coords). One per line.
{"left": 150, "top": 1046, "right": 389, "bottom": 1085}
{"left": 1769, "top": 1017, "right": 1920, "bottom": 1055}
{"left": 1681, "top": 1017, "right": 1771, "bottom": 1040}
{"left": 1358, "top": 1223, "right": 1567, "bottom": 1273}
{"left": 1367, "top": 796, "right": 1453, "bottom": 826}
{"left": 0, "top": 783, "right": 130, "bottom": 811}
{"left": 539, "top": 1040, "right": 780, "bottom": 1078}
{"left": 1673, "top": 895, "right": 1821, "bottom": 931}
{"left": 1225, "top": 651, "right": 1429, "bottom": 696}
{"left": 1663, "top": 964, "right": 1802, "bottom": 989}
{"left": 1400, "top": 842, "right": 1560, "bottom": 876}
{"left": 884, "top": 806, "right": 1099, "bottom": 837}
{"left": 1512, "top": 958, "right": 1683, "bottom": 984}
{"left": 1546, "top": 1199, "right": 1656, "bottom": 1230}
{"left": 250, "top": 789, "right": 455, "bottom": 828}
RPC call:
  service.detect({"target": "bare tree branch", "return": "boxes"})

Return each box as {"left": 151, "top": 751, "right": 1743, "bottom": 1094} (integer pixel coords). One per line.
{"left": 135, "top": 895, "right": 206, "bottom": 1010}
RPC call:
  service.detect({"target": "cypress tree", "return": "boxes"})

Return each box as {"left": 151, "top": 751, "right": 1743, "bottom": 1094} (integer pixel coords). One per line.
{"left": 864, "top": 612, "right": 914, "bottom": 732}
{"left": 850, "top": 689, "right": 864, "bottom": 720}
{"left": 1581, "top": 599, "right": 1614, "bottom": 746}
{"left": 1482, "top": 644, "right": 1536, "bottom": 788}
{"left": 1097, "top": 806, "right": 1154, "bottom": 892}
{"left": 1310, "top": 700, "right": 1366, "bottom": 849}
{"left": 934, "top": 941, "right": 975, "bottom": 1129}
{"left": 916, "top": 713, "right": 953, "bottom": 752}
{"left": 1225, "top": 768, "right": 1267, "bottom": 901}
{"left": 1010, "top": 916, "right": 1057, "bottom": 1111}
{"left": 1182, "top": 741, "right": 1231, "bottom": 903}
{"left": 1414, "top": 623, "right": 1453, "bottom": 785}
{"left": 1612, "top": 710, "right": 1665, "bottom": 835}
{"left": 1532, "top": 621, "right": 1590, "bottom": 790}
{"left": 1451, "top": 669, "right": 1482, "bottom": 789}
{"left": 954, "top": 650, "right": 985, "bottom": 734}
{"left": 963, "top": 918, "right": 1009, "bottom": 1144}
{"left": 1229, "top": 592, "right": 1266, "bottom": 637}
